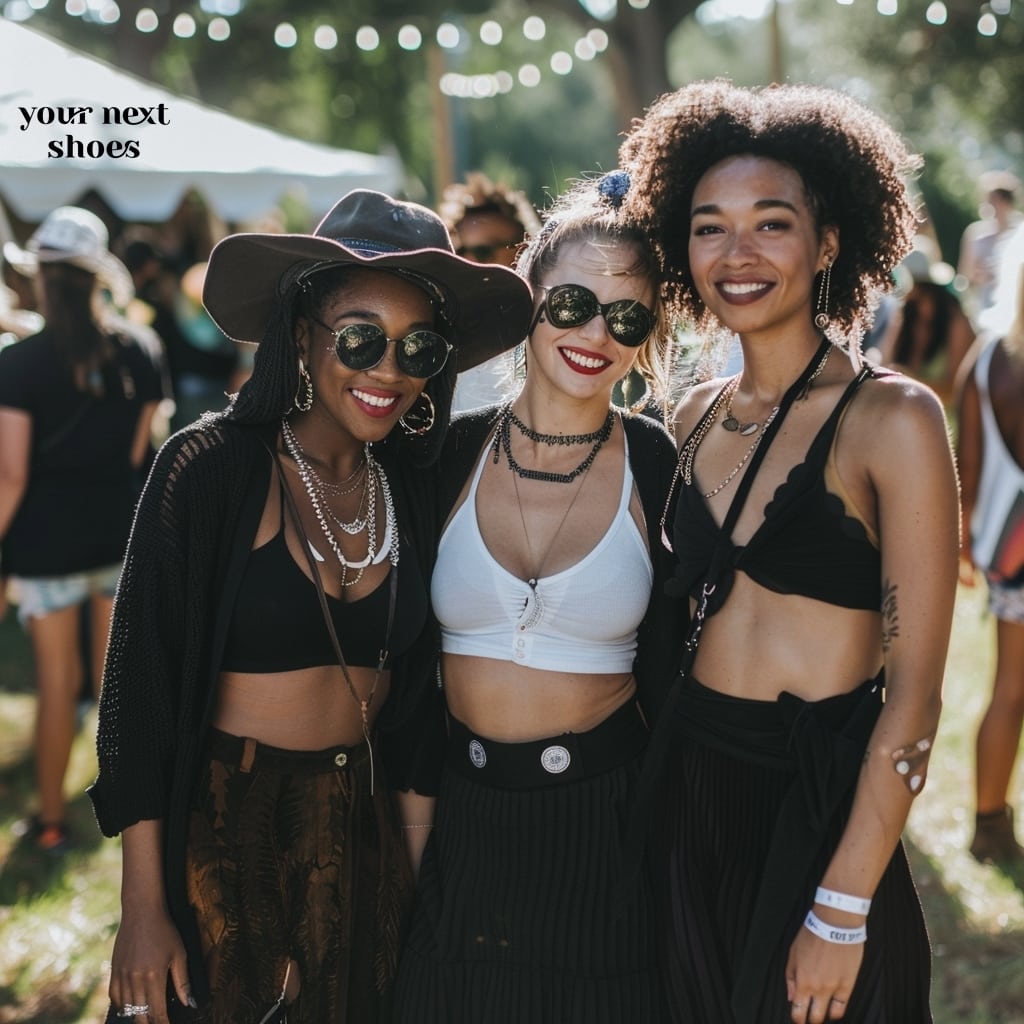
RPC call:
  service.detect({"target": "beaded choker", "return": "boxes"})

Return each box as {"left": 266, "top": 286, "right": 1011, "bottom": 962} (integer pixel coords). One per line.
{"left": 491, "top": 406, "right": 615, "bottom": 484}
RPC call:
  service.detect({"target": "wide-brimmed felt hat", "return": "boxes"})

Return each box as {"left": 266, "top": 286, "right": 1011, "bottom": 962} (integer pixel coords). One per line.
{"left": 203, "top": 189, "right": 534, "bottom": 371}
{"left": 3, "top": 206, "right": 134, "bottom": 307}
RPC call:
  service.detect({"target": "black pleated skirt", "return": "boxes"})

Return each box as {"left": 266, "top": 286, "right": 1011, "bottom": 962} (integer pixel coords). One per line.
{"left": 656, "top": 675, "right": 932, "bottom": 1023}
{"left": 393, "top": 701, "right": 667, "bottom": 1023}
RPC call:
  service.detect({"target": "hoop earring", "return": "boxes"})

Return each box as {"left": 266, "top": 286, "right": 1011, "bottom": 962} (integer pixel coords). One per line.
{"left": 814, "top": 259, "right": 833, "bottom": 331}
{"left": 400, "top": 392, "right": 436, "bottom": 436}
{"left": 294, "top": 361, "right": 314, "bottom": 412}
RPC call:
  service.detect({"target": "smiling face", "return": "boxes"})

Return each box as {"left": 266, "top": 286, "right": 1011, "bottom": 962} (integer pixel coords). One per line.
{"left": 296, "top": 268, "right": 432, "bottom": 445}
{"left": 526, "top": 239, "right": 654, "bottom": 403}
{"left": 688, "top": 155, "right": 838, "bottom": 346}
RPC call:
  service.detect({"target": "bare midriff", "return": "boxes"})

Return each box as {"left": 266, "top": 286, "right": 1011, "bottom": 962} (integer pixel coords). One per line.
{"left": 442, "top": 655, "right": 636, "bottom": 742}
{"left": 213, "top": 665, "right": 391, "bottom": 749}
{"left": 691, "top": 573, "right": 882, "bottom": 703}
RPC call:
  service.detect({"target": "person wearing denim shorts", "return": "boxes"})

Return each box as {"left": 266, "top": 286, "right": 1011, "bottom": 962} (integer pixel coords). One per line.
{"left": 0, "top": 206, "right": 167, "bottom": 855}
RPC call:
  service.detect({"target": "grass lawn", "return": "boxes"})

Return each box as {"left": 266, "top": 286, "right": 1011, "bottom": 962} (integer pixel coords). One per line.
{"left": 1, "top": 582, "right": 1022, "bottom": 1022}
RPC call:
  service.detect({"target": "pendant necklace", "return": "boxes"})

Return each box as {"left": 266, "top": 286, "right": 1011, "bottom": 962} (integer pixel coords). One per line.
{"left": 680, "top": 341, "right": 834, "bottom": 500}
{"left": 511, "top": 458, "right": 595, "bottom": 630}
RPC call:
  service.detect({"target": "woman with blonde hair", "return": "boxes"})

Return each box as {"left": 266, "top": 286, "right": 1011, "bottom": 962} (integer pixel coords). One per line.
{"left": 395, "top": 172, "right": 680, "bottom": 1022}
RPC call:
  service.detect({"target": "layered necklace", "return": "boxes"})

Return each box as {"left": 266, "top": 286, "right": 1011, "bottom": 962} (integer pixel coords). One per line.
{"left": 679, "top": 342, "right": 833, "bottom": 500}
{"left": 280, "top": 417, "right": 399, "bottom": 587}
{"left": 492, "top": 405, "right": 615, "bottom": 484}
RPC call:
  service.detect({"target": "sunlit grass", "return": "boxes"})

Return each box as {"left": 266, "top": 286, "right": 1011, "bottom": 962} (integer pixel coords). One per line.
{"left": 1, "top": 585, "right": 1023, "bottom": 1021}
{"left": 907, "top": 582, "right": 1024, "bottom": 1024}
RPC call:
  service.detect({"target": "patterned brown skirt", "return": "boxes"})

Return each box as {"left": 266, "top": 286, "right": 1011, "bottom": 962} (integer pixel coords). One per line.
{"left": 185, "top": 729, "right": 412, "bottom": 1024}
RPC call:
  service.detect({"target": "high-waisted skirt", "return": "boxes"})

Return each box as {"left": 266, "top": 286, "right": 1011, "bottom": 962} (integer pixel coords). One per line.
{"left": 185, "top": 729, "right": 413, "bottom": 1024}
{"left": 393, "top": 699, "right": 667, "bottom": 1023}
{"left": 656, "top": 674, "right": 932, "bottom": 1023}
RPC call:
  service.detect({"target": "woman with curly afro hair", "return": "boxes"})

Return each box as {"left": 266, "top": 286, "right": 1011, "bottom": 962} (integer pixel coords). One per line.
{"left": 618, "top": 81, "right": 960, "bottom": 1023}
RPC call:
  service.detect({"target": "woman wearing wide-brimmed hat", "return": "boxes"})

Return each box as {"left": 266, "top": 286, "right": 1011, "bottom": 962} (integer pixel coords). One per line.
{"left": 87, "top": 190, "right": 532, "bottom": 1024}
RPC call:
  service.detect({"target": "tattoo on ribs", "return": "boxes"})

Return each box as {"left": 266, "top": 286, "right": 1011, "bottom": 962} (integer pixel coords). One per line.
{"left": 881, "top": 579, "right": 899, "bottom": 653}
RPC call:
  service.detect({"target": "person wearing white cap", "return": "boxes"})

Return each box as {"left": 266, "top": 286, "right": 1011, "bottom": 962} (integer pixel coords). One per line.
{"left": 0, "top": 206, "right": 168, "bottom": 856}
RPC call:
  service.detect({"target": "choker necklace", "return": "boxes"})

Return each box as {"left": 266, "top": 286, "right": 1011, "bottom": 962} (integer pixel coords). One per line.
{"left": 280, "top": 418, "right": 399, "bottom": 586}
{"left": 492, "top": 406, "right": 615, "bottom": 484}
{"left": 721, "top": 343, "right": 832, "bottom": 436}
{"left": 509, "top": 407, "right": 614, "bottom": 447}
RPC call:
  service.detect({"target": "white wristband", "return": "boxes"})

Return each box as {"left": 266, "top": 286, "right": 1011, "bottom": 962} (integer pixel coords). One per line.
{"left": 815, "top": 885, "right": 871, "bottom": 916}
{"left": 804, "top": 909, "right": 867, "bottom": 945}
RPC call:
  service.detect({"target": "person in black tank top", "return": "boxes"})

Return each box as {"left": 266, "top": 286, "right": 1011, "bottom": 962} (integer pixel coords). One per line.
{"left": 619, "top": 83, "right": 960, "bottom": 1023}
{"left": 89, "top": 190, "right": 532, "bottom": 1024}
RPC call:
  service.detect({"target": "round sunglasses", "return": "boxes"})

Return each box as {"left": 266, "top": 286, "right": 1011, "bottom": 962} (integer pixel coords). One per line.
{"left": 313, "top": 317, "right": 452, "bottom": 379}
{"left": 536, "top": 283, "right": 655, "bottom": 348}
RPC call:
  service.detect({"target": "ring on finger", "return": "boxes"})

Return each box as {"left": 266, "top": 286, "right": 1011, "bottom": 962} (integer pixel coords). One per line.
{"left": 117, "top": 1005, "right": 150, "bottom": 1018}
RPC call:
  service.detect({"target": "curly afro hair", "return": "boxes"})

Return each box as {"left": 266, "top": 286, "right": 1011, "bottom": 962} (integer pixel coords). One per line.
{"left": 618, "top": 79, "right": 922, "bottom": 345}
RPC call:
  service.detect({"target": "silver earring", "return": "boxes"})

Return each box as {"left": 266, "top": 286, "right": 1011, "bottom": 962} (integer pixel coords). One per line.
{"left": 400, "top": 392, "right": 436, "bottom": 436}
{"left": 814, "top": 259, "right": 833, "bottom": 331}
{"left": 294, "top": 361, "right": 314, "bottom": 412}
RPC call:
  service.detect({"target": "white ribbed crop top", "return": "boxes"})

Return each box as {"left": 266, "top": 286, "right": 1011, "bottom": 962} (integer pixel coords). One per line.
{"left": 431, "top": 432, "right": 653, "bottom": 673}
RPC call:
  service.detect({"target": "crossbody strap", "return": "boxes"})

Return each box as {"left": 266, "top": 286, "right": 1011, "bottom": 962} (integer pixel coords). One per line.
{"left": 265, "top": 441, "right": 398, "bottom": 793}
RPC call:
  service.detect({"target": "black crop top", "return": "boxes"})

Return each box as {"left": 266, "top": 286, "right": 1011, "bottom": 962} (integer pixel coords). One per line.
{"left": 670, "top": 365, "right": 881, "bottom": 615}
{"left": 220, "top": 514, "right": 428, "bottom": 674}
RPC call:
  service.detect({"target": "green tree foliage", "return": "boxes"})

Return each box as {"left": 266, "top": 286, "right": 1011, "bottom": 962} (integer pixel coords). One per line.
{"left": 18, "top": 0, "right": 1023, "bottom": 241}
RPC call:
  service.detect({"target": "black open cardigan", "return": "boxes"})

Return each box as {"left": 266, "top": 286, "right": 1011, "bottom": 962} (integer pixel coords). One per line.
{"left": 88, "top": 415, "right": 445, "bottom": 1004}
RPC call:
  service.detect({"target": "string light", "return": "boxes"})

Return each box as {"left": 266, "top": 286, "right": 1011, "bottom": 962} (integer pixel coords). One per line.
{"left": 523, "top": 15, "right": 546, "bottom": 40}
{"left": 355, "top": 25, "right": 379, "bottom": 51}
{"left": 273, "top": 22, "right": 296, "bottom": 48}
{"left": 436, "top": 22, "right": 460, "bottom": 49}
{"left": 7, "top": 0, "right": 1013, "bottom": 105}
{"left": 314, "top": 24, "right": 337, "bottom": 49}
{"left": 550, "top": 51, "right": 572, "bottom": 74}
{"left": 171, "top": 12, "right": 194, "bottom": 37}
{"left": 480, "top": 19, "right": 502, "bottom": 44}
{"left": 397, "top": 24, "right": 421, "bottom": 50}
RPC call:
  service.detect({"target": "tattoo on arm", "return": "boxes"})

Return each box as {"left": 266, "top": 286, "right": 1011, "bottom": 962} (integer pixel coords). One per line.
{"left": 881, "top": 579, "right": 899, "bottom": 653}
{"left": 892, "top": 733, "right": 936, "bottom": 794}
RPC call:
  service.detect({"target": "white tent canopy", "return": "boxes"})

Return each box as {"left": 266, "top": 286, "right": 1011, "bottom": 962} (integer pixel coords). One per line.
{"left": 0, "top": 18, "right": 404, "bottom": 224}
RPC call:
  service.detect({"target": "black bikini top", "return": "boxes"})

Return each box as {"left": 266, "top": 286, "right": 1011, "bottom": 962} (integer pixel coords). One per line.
{"left": 668, "top": 350, "right": 882, "bottom": 616}
{"left": 220, "top": 492, "right": 427, "bottom": 673}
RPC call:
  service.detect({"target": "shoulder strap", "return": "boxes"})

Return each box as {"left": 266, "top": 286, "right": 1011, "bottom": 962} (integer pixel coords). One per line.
{"left": 717, "top": 337, "right": 834, "bottom": 539}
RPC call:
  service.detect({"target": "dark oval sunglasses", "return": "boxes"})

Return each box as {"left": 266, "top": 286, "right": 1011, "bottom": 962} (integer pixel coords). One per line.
{"left": 313, "top": 317, "right": 452, "bottom": 379}
{"left": 536, "top": 283, "right": 655, "bottom": 348}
